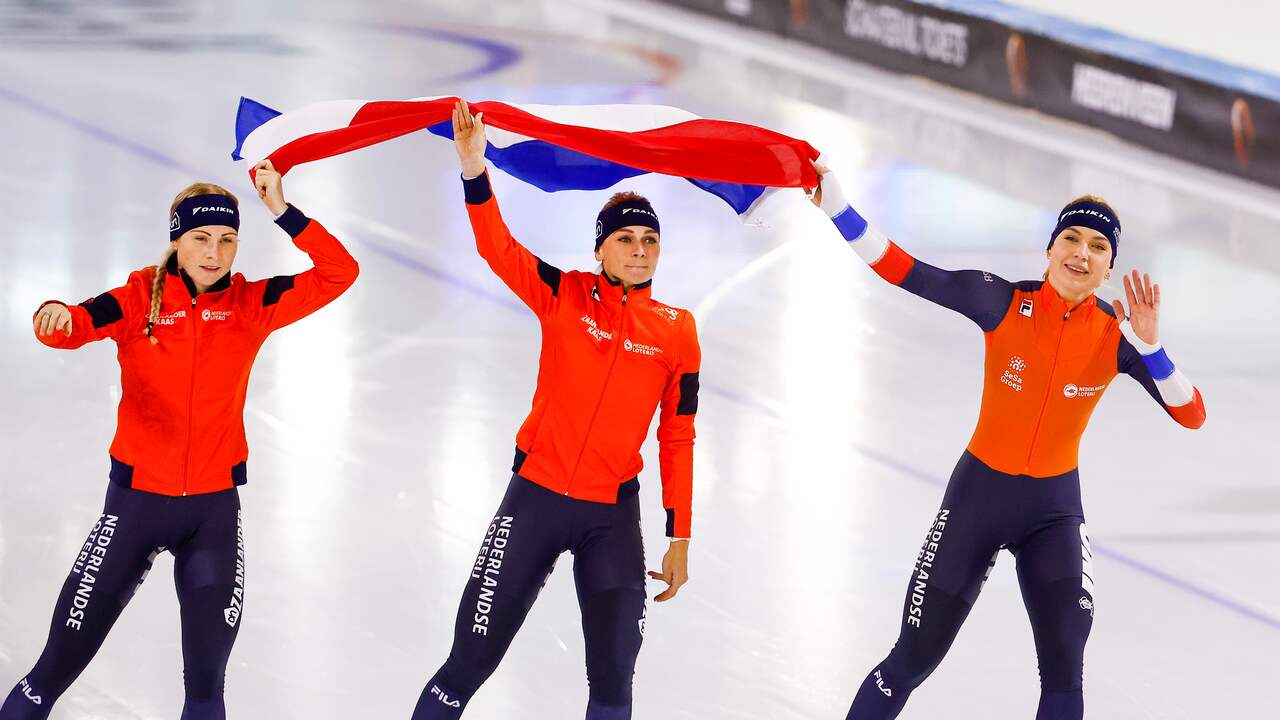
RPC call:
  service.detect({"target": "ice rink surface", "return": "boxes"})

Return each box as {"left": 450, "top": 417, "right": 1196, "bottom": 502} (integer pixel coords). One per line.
{"left": 0, "top": 1, "right": 1276, "bottom": 718}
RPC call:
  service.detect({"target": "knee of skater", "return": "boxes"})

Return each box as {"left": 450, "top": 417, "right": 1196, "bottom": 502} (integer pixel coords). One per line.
{"left": 586, "top": 666, "right": 634, "bottom": 707}
{"left": 182, "top": 668, "right": 225, "bottom": 702}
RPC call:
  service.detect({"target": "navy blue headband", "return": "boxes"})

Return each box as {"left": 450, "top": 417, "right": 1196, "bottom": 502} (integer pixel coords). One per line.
{"left": 170, "top": 194, "right": 239, "bottom": 241}
{"left": 595, "top": 200, "right": 659, "bottom": 250}
{"left": 1048, "top": 200, "right": 1120, "bottom": 268}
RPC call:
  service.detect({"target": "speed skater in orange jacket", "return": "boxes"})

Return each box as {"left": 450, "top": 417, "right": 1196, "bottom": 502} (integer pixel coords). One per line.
{"left": 412, "top": 101, "right": 700, "bottom": 720}
{"left": 1, "top": 162, "right": 358, "bottom": 720}
{"left": 810, "top": 163, "right": 1204, "bottom": 720}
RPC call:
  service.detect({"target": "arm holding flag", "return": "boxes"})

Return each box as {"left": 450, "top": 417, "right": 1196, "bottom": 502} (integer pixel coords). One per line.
{"left": 454, "top": 100, "right": 561, "bottom": 318}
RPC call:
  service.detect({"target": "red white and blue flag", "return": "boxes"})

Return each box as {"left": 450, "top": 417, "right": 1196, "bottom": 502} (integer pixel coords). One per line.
{"left": 232, "top": 96, "right": 820, "bottom": 217}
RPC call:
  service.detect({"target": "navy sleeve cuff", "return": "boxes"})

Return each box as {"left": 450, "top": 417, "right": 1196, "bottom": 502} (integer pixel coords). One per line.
{"left": 274, "top": 204, "right": 310, "bottom": 238}
{"left": 462, "top": 172, "right": 493, "bottom": 205}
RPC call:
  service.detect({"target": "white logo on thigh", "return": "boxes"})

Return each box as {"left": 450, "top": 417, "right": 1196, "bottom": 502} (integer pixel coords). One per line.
{"left": 18, "top": 678, "right": 42, "bottom": 705}
{"left": 638, "top": 602, "right": 648, "bottom": 638}
{"left": 225, "top": 511, "right": 245, "bottom": 627}
{"left": 1079, "top": 596, "right": 1094, "bottom": 617}
{"left": 430, "top": 685, "right": 462, "bottom": 708}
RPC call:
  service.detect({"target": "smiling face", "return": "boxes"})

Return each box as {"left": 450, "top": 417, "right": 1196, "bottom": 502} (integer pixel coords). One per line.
{"left": 173, "top": 225, "right": 238, "bottom": 293}
{"left": 595, "top": 225, "right": 660, "bottom": 288}
{"left": 1045, "top": 225, "right": 1112, "bottom": 303}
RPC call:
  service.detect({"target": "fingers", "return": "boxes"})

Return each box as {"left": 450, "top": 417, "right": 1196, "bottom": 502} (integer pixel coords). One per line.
{"left": 1143, "top": 272, "right": 1155, "bottom": 306}
{"left": 1153, "top": 282, "right": 1161, "bottom": 308}
{"left": 1123, "top": 272, "right": 1138, "bottom": 309}
{"left": 1110, "top": 299, "right": 1126, "bottom": 320}
{"left": 57, "top": 313, "right": 72, "bottom": 336}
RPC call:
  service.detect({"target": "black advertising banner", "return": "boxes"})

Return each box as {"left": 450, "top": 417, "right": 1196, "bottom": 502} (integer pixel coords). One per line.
{"left": 656, "top": 0, "right": 1280, "bottom": 189}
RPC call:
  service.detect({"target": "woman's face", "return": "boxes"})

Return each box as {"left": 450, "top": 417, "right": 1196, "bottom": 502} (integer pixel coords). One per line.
{"left": 1045, "top": 225, "right": 1111, "bottom": 301}
{"left": 595, "top": 225, "right": 660, "bottom": 287}
{"left": 173, "top": 225, "right": 238, "bottom": 292}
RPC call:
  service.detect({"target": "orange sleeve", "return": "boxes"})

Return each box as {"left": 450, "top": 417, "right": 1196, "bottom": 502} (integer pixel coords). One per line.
{"left": 656, "top": 312, "right": 700, "bottom": 539}
{"left": 33, "top": 272, "right": 144, "bottom": 349}
{"left": 249, "top": 206, "right": 360, "bottom": 332}
{"left": 463, "top": 172, "right": 561, "bottom": 318}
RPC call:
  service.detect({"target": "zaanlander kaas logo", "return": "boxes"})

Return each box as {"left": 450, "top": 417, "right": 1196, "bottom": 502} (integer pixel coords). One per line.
{"left": 1000, "top": 356, "right": 1027, "bottom": 392}
{"left": 579, "top": 314, "right": 613, "bottom": 342}
{"left": 623, "top": 338, "right": 662, "bottom": 356}
{"left": 155, "top": 309, "right": 187, "bottom": 326}
{"left": 1063, "top": 383, "right": 1106, "bottom": 399}
{"left": 202, "top": 309, "right": 233, "bottom": 322}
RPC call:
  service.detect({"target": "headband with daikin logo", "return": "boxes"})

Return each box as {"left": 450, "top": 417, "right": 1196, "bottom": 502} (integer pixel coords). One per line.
{"left": 170, "top": 194, "right": 239, "bottom": 241}
{"left": 1047, "top": 199, "right": 1121, "bottom": 268}
{"left": 595, "top": 199, "right": 659, "bottom": 250}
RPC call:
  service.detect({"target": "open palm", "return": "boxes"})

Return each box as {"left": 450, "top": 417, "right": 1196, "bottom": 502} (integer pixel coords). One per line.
{"left": 1111, "top": 270, "right": 1160, "bottom": 345}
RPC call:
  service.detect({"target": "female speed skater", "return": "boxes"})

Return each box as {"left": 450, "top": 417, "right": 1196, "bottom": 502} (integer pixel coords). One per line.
{"left": 1, "top": 160, "right": 359, "bottom": 720}
{"left": 410, "top": 101, "right": 701, "bottom": 720}
{"left": 809, "top": 163, "right": 1206, "bottom": 720}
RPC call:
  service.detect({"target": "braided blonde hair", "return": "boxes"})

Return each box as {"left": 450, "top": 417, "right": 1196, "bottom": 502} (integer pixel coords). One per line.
{"left": 147, "top": 183, "right": 238, "bottom": 344}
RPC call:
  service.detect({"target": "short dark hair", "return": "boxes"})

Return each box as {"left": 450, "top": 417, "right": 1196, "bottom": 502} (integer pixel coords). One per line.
{"left": 602, "top": 191, "right": 649, "bottom": 211}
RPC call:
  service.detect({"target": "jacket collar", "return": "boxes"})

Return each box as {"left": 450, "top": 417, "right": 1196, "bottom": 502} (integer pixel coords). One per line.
{"left": 166, "top": 253, "right": 231, "bottom": 299}
{"left": 594, "top": 272, "right": 652, "bottom": 307}
{"left": 1039, "top": 279, "right": 1095, "bottom": 318}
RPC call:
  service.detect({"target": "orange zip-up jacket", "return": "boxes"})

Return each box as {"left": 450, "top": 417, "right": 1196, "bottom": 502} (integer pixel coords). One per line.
{"left": 464, "top": 173, "right": 701, "bottom": 538}
{"left": 34, "top": 206, "right": 359, "bottom": 496}
{"left": 829, "top": 209, "right": 1206, "bottom": 478}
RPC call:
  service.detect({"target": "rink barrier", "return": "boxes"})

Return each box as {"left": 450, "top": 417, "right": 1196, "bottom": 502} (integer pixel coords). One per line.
{"left": 652, "top": 0, "right": 1280, "bottom": 189}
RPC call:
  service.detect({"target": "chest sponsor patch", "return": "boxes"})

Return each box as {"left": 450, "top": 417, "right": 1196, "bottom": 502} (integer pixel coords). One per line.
{"left": 580, "top": 314, "right": 613, "bottom": 342}
{"left": 1000, "top": 355, "right": 1027, "bottom": 392}
{"left": 651, "top": 305, "right": 679, "bottom": 322}
{"left": 1019, "top": 298, "right": 1033, "bottom": 317}
{"left": 623, "top": 338, "right": 662, "bottom": 356}
{"left": 154, "top": 309, "right": 187, "bottom": 326}
{"left": 1063, "top": 383, "right": 1106, "bottom": 398}
{"left": 202, "top": 309, "right": 233, "bottom": 322}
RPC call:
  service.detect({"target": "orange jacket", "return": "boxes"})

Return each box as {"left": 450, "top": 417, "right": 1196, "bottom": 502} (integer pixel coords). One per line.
{"left": 464, "top": 173, "right": 701, "bottom": 538}
{"left": 35, "top": 206, "right": 359, "bottom": 496}
{"left": 859, "top": 235, "right": 1206, "bottom": 477}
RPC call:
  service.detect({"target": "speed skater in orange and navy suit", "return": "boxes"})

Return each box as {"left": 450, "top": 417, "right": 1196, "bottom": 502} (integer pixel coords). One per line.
{"left": 410, "top": 102, "right": 700, "bottom": 720}
{"left": 810, "top": 161, "right": 1206, "bottom": 720}
{"left": 1, "top": 161, "right": 358, "bottom": 720}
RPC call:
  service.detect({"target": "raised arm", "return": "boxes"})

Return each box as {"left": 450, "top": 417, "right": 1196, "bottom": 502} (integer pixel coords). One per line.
{"left": 454, "top": 100, "right": 560, "bottom": 318}
{"left": 812, "top": 163, "right": 1014, "bottom": 332}
{"left": 649, "top": 311, "right": 700, "bottom": 602}
{"left": 243, "top": 161, "right": 359, "bottom": 332}
{"left": 1113, "top": 270, "right": 1206, "bottom": 429}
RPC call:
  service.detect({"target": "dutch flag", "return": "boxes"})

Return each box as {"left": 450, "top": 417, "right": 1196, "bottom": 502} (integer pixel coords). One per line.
{"left": 232, "top": 96, "right": 820, "bottom": 218}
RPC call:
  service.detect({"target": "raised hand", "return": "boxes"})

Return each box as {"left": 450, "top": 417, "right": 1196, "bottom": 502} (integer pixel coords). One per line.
{"left": 452, "top": 99, "right": 487, "bottom": 179}
{"left": 808, "top": 159, "right": 848, "bottom": 218}
{"left": 1110, "top": 269, "right": 1160, "bottom": 346}
{"left": 34, "top": 302, "right": 72, "bottom": 337}
{"left": 254, "top": 160, "right": 288, "bottom": 216}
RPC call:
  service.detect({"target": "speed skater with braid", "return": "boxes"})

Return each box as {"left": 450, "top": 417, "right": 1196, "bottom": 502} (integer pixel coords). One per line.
{"left": 1, "top": 160, "right": 358, "bottom": 720}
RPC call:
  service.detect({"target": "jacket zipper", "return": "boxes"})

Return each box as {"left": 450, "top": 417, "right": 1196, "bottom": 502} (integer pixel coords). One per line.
{"left": 564, "top": 292, "right": 629, "bottom": 496}
{"left": 183, "top": 295, "right": 198, "bottom": 496}
{"left": 1023, "top": 310, "right": 1069, "bottom": 474}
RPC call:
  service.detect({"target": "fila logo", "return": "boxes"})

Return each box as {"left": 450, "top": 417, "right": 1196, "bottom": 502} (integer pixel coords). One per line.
{"left": 1019, "top": 298, "right": 1034, "bottom": 317}
{"left": 170, "top": 212, "right": 180, "bottom": 232}
{"left": 874, "top": 669, "right": 892, "bottom": 697}
{"left": 18, "top": 678, "right": 42, "bottom": 705}
{"left": 430, "top": 685, "right": 463, "bottom": 708}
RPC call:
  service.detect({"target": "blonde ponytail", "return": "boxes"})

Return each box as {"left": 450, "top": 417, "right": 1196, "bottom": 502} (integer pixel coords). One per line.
{"left": 150, "top": 183, "right": 239, "bottom": 346}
